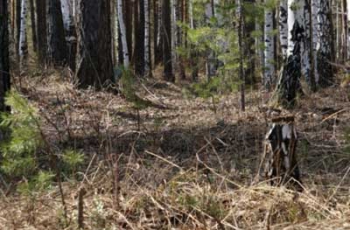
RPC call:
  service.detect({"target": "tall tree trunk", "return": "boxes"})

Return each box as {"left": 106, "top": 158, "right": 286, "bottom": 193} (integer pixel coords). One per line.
{"left": 301, "top": 0, "right": 313, "bottom": 88}
{"left": 189, "top": 0, "right": 198, "bottom": 81}
{"left": 0, "top": 0, "right": 11, "bottom": 111}
{"left": 153, "top": 0, "right": 158, "bottom": 63}
{"left": 144, "top": 0, "right": 151, "bottom": 76}
{"left": 171, "top": 0, "right": 177, "bottom": 75}
{"left": 60, "top": 0, "right": 76, "bottom": 70}
{"left": 135, "top": 0, "right": 145, "bottom": 76}
{"left": 347, "top": 0, "right": 350, "bottom": 59}
{"left": 264, "top": 4, "right": 275, "bottom": 90}
{"left": 19, "top": 0, "right": 28, "bottom": 70}
{"left": 132, "top": 0, "right": 138, "bottom": 65}
{"left": 29, "top": 0, "right": 37, "bottom": 52}
{"left": 11, "top": 0, "right": 16, "bottom": 39}
{"left": 60, "top": 0, "right": 71, "bottom": 32}
{"left": 279, "top": 0, "right": 288, "bottom": 60}
{"left": 205, "top": 1, "right": 217, "bottom": 79}
{"left": 117, "top": 0, "right": 130, "bottom": 67}
{"left": 238, "top": 0, "right": 245, "bottom": 111}
{"left": 46, "top": 0, "right": 67, "bottom": 65}
{"left": 155, "top": 0, "right": 163, "bottom": 65}
{"left": 274, "top": 0, "right": 303, "bottom": 108}
{"left": 125, "top": 0, "right": 133, "bottom": 61}
{"left": 311, "top": 0, "right": 319, "bottom": 84}
{"left": 35, "top": 0, "right": 47, "bottom": 64}
{"left": 162, "top": 0, "right": 174, "bottom": 82}
{"left": 179, "top": 0, "right": 186, "bottom": 79}
{"left": 316, "top": 0, "right": 333, "bottom": 87}
{"left": 244, "top": 0, "right": 256, "bottom": 85}
{"left": 342, "top": 0, "right": 348, "bottom": 61}
{"left": 16, "top": 0, "right": 21, "bottom": 61}
{"left": 76, "top": 0, "right": 113, "bottom": 88}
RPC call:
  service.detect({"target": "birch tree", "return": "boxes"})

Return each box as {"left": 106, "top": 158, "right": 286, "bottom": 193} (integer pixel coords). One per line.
{"left": 279, "top": 0, "right": 288, "bottom": 60}
{"left": 264, "top": 3, "right": 275, "bottom": 90}
{"left": 76, "top": 0, "right": 113, "bottom": 88}
{"left": 300, "top": 0, "right": 312, "bottom": 88}
{"left": 316, "top": 0, "right": 333, "bottom": 87}
{"left": 60, "top": 0, "right": 72, "bottom": 32}
{"left": 0, "top": 0, "right": 11, "bottom": 111}
{"left": 19, "top": 0, "right": 28, "bottom": 69}
{"left": 117, "top": 0, "right": 129, "bottom": 67}
{"left": 311, "top": 0, "right": 319, "bottom": 84}
{"left": 274, "top": 0, "right": 304, "bottom": 107}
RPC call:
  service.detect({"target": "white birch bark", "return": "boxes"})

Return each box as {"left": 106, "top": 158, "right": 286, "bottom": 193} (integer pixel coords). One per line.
{"left": 275, "top": 0, "right": 304, "bottom": 106}
{"left": 19, "top": 0, "right": 28, "bottom": 68}
{"left": 156, "top": 0, "right": 162, "bottom": 48}
{"left": 279, "top": 0, "right": 288, "bottom": 60}
{"left": 60, "top": 0, "right": 72, "bottom": 32}
{"left": 117, "top": 0, "right": 129, "bottom": 68}
{"left": 311, "top": 0, "right": 319, "bottom": 83}
{"left": 144, "top": 0, "right": 150, "bottom": 75}
{"left": 301, "top": 0, "right": 312, "bottom": 86}
{"left": 264, "top": 6, "right": 275, "bottom": 89}
{"left": 286, "top": 0, "right": 303, "bottom": 57}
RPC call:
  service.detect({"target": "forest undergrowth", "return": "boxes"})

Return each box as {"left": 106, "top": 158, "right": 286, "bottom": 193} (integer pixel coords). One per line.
{"left": 0, "top": 68, "right": 350, "bottom": 230}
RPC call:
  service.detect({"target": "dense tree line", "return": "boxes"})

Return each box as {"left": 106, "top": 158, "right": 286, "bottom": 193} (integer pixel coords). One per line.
{"left": 1, "top": 0, "right": 349, "bottom": 111}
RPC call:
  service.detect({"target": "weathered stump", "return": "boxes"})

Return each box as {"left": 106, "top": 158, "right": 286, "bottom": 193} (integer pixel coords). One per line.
{"left": 260, "top": 116, "right": 302, "bottom": 189}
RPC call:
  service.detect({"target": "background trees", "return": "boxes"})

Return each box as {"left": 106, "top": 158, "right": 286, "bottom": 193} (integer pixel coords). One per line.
{"left": 1, "top": 0, "right": 347, "bottom": 105}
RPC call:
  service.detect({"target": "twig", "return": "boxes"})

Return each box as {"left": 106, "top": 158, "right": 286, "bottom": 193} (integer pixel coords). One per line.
{"left": 145, "top": 150, "right": 183, "bottom": 171}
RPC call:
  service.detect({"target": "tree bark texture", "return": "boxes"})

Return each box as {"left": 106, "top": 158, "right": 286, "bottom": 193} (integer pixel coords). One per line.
{"left": 76, "top": 0, "right": 114, "bottom": 89}
{"left": 0, "top": 0, "right": 11, "bottom": 111}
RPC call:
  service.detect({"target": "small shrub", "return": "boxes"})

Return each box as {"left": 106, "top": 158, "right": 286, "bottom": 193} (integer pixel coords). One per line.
{"left": 0, "top": 90, "right": 43, "bottom": 178}
{"left": 61, "top": 149, "right": 84, "bottom": 174}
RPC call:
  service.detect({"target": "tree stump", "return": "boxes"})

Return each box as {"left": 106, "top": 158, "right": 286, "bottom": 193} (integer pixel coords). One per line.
{"left": 260, "top": 116, "right": 302, "bottom": 189}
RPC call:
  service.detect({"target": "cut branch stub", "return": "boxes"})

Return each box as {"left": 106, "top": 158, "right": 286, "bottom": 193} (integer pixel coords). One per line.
{"left": 261, "top": 116, "right": 302, "bottom": 189}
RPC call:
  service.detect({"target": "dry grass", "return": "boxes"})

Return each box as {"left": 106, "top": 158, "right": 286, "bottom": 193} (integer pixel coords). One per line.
{"left": 0, "top": 71, "right": 349, "bottom": 229}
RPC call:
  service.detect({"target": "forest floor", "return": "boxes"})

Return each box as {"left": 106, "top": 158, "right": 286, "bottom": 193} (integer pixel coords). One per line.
{"left": 0, "top": 69, "right": 350, "bottom": 229}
